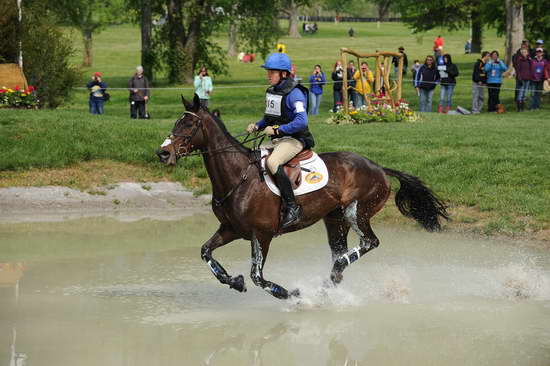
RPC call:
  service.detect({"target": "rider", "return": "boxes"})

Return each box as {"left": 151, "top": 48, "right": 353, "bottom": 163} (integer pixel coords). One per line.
{"left": 247, "top": 53, "right": 315, "bottom": 229}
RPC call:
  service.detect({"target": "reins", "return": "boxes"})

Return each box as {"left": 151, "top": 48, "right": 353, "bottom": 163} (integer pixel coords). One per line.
{"left": 170, "top": 111, "right": 267, "bottom": 206}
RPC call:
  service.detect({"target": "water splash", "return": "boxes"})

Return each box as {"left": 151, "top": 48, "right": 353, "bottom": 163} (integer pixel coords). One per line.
{"left": 498, "top": 262, "right": 550, "bottom": 301}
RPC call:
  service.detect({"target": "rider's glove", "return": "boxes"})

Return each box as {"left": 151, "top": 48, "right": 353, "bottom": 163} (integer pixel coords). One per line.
{"left": 246, "top": 123, "right": 258, "bottom": 133}
{"left": 265, "top": 126, "right": 279, "bottom": 136}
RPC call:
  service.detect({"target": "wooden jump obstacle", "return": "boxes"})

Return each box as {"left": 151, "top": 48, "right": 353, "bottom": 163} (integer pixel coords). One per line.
{"left": 340, "top": 48, "right": 404, "bottom": 113}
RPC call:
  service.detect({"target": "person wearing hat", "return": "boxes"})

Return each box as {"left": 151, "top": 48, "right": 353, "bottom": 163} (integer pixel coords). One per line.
{"left": 246, "top": 53, "right": 314, "bottom": 229}
{"left": 392, "top": 46, "right": 409, "bottom": 77}
{"left": 533, "top": 40, "right": 548, "bottom": 60}
{"left": 128, "top": 66, "right": 150, "bottom": 119}
{"left": 530, "top": 48, "right": 548, "bottom": 110}
{"left": 86, "top": 72, "right": 107, "bottom": 115}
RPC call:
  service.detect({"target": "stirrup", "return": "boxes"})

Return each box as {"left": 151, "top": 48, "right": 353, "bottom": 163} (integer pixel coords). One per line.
{"left": 280, "top": 204, "right": 301, "bottom": 228}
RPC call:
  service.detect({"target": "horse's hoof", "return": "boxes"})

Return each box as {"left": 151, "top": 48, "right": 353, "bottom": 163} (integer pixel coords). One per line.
{"left": 229, "top": 275, "right": 247, "bottom": 293}
{"left": 289, "top": 288, "right": 301, "bottom": 298}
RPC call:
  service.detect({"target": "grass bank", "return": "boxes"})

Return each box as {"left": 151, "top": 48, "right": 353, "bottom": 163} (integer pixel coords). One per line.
{"left": 1, "top": 22, "right": 549, "bottom": 239}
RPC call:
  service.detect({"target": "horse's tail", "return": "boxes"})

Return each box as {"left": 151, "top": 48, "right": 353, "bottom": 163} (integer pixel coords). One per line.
{"left": 383, "top": 167, "right": 450, "bottom": 232}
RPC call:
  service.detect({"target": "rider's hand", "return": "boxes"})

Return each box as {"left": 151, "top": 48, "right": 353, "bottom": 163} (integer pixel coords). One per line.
{"left": 246, "top": 123, "right": 258, "bottom": 133}
{"left": 265, "top": 126, "right": 278, "bottom": 136}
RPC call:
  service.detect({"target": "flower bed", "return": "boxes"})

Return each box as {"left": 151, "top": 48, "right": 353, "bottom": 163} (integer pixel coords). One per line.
{"left": 326, "top": 99, "right": 418, "bottom": 124}
{"left": 0, "top": 85, "right": 39, "bottom": 109}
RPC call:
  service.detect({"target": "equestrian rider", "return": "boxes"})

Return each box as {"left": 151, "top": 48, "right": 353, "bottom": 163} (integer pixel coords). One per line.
{"left": 246, "top": 53, "right": 315, "bottom": 229}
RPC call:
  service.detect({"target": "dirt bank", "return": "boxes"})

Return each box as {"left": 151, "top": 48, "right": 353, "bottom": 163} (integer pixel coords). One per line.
{"left": 0, "top": 182, "right": 211, "bottom": 223}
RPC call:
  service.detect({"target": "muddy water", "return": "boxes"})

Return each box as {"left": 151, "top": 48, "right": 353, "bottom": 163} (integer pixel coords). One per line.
{"left": 1, "top": 214, "right": 550, "bottom": 366}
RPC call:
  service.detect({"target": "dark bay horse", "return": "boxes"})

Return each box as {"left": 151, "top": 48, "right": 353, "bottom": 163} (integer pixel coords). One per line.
{"left": 157, "top": 94, "right": 449, "bottom": 300}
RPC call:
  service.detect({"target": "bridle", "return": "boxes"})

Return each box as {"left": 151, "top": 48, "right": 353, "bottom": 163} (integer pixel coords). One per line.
{"left": 166, "top": 110, "right": 267, "bottom": 207}
{"left": 169, "top": 110, "right": 265, "bottom": 159}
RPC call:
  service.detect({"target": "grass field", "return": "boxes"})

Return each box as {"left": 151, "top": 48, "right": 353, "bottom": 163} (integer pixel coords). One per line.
{"left": 1, "top": 21, "right": 549, "bottom": 238}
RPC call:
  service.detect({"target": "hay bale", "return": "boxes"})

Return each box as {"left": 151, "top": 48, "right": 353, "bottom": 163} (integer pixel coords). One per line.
{"left": 0, "top": 63, "right": 28, "bottom": 90}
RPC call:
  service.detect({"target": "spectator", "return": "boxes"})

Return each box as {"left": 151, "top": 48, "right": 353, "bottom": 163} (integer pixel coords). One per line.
{"left": 465, "top": 39, "right": 472, "bottom": 54}
{"left": 194, "top": 66, "right": 213, "bottom": 109}
{"left": 276, "top": 43, "right": 286, "bottom": 53}
{"left": 513, "top": 41, "right": 532, "bottom": 101}
{"left": 414, "top": 55, "right": 440, "bottom": 112}
{"left": 437, "top": 54, "right": 459, "bottom": 113}
{"left": 411, "top": 59, "right": 421, "bottom": 87}
{"left": 353, "top": 62, "right": 375, "bottom": 109}
{"left": 534, "top": 40, "right": 548, "bottom": 60}
{"left": 392, "top": 46, "right": 409, "bottom": 77}
{"left": 433, "top": 35, "right": 444, "bottom": 56}
{"left": 128, "top": 65, "right": 150, "bottom": 119}
{"left": 530, "top": 48, "right": 548, "bottom": 110}
{"left": 331, "top": 60, "right": 344, "bottom": 112}
{"left": 308, "top": 64, "right": 326, "bottom": 115}
{"left": 484, "top": 51, "right": 508, "bottom": 112}
{"left": 513, "top": 48, "right": 532, "bottom": 112}
{"left": 86, "top": 72, "right": 107, "bottom": 115}
{"left": 348, "top": 28, "right": 355, "bottom": 37}
{"left": 471, "top": 51, "right": 490, "bottom": 114}
{"left": 435, "top": 49, "right": 445, "bottom": 66}
{"left": 346, "top": 61, "right": 357, "bottom": 107}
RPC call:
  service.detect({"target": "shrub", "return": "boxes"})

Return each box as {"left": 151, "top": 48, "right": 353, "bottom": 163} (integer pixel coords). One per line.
{"left": 0, "top": 85, "right": 38, "bottom": 108}
{"left": 326, "top": 99, "right": 418, "bottom": 124}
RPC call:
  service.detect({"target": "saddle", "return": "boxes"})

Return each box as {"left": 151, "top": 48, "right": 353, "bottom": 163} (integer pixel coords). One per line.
{"left": 264, "top": 149, "right": 314, "bottom": 189}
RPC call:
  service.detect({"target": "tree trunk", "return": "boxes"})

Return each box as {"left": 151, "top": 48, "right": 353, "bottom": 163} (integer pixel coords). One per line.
{"left": 183, "top": 15, "right": 202, "bottom": 83}
{"left": 166, "top": 0, "right": 186, "bottom": 83}
{"left": 505, "top": 0, "right": 524, "bottom": 66}
{"left": 82, "top": 29, "right": 93, "bottom": 67}
{"left": 471, "top": 9, "right": 483, "bottom": 53}
{"left": 228, "top": 21, "right": 238, "bottom": 57}
{"left": 377, "top": 0, "right": 391, "bottom": 22}
{"left": 287, "top": 1, "right": 301, "bottom": 38}
{"left": 141, "top": 0, "right": 154, "bottom": 82}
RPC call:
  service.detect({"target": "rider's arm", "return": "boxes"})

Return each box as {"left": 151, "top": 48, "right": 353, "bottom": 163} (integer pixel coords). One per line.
{"left": 277, "top": 89, "right": 307, "bottom": 135}
{"left": 255, "top": 118, "right": 267, "bottom": 130}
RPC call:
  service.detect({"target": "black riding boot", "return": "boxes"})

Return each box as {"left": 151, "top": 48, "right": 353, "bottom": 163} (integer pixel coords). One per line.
{"left": 274, "top": 166, "right": 302, "bottom": 229}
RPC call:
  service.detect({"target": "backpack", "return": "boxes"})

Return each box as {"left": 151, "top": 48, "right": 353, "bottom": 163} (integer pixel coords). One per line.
{"left": 103, "top": 92, "right": 111, "bottom": 102}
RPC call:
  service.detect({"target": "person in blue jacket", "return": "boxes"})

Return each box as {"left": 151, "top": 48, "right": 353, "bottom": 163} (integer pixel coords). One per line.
{"left": 246, "top": 53, "right": 314, "bottom": 229}
{"left": 86, "top": 72, "right": 107, "bottom": 114}
{"left": 484, "top": 50, "right": 508, "bottom": 112}
{"left": 308, "top": 64, "right": 326, "bottom": 115}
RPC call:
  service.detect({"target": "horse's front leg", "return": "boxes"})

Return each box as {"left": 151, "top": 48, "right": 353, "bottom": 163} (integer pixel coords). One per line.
{"left": 201, "top": 225, "right": 246, "bottom": 293}
{"left": 250, "top": 232, "right": 300, "bottom": 300}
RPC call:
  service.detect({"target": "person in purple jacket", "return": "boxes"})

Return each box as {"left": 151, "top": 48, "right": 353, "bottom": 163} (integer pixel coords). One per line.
{"left": 513, "top": 48, "right": 533, "bottom": 112}
{"left": 530, "top": 48, "right": 548, "bottom": 110}
{"left": 308, "top": 64, "right": 326, "bottom": 115}
{"left": 246, "top": 53, "right": 314, "bottom": 228}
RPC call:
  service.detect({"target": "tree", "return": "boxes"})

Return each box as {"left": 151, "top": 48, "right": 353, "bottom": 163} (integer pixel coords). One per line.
{"left": 505, "top": 0, "right": 524, "bottom": 65}
{"left": 279, "top": 0, "right": 310, "bottom": 38}
{"left": 48, "top": 0, "right": 126, "bottom": 67}
{"left": 371, "top": 0, "right": 392, "bottom": 21}
{"left": 395, "top": 0, "right": 487, "bottom": 53}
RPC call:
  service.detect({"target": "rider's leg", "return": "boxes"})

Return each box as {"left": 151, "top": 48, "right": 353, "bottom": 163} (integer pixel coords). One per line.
{"left": 201, "top": 224, "right": 246, "bottom": 292}
{"left": 266, "top": 138, "right": 304, "bottom": 229}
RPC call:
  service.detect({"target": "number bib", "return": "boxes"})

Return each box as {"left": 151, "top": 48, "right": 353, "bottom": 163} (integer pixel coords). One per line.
{"left": 265, "top": 93, "right": 283, "bottom": 116}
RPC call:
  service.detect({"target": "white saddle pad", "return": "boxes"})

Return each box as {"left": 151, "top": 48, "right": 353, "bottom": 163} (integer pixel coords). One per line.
{"left": 261, "top": 148, "right": 329, "bottom": 196}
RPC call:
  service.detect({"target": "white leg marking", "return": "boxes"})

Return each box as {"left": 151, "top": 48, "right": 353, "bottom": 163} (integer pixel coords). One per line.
{"left": 344, "top": 200, "right": 365, "bottom": 237}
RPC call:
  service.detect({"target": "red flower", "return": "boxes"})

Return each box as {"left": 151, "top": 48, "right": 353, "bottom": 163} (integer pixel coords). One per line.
{"left": 15, "top": 85, "right": 21, "bottom": 91}
{"left": 28, "top": 85, "right": 35, "bottom": 92}
{"left": 0, "top": 89, "right": 6, "bottom": 93}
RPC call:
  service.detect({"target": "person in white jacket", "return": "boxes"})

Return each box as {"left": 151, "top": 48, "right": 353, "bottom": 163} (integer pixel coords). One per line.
{"left": 194, "top": 66, "right": 213, "bottom": 108}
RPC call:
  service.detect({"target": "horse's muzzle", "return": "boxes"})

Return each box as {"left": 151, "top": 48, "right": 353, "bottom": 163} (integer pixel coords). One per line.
{"left": 156, "top": 149, "right": 174, "bottom": 165}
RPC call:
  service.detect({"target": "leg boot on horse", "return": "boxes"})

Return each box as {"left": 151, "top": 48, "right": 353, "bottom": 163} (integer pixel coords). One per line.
{"left": 274, "top": 165, "right": 302, "bottom": 229}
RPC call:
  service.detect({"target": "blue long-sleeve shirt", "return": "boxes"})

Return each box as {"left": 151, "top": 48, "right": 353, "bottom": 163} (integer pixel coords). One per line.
{"left": 256, "top": 87, "right": 308, "bottom": 135}
{"left": 308, "top": 72, "right": 326, "bottom": 95}
{"left": 484, "top": 60, "right": 508, "bottom": 84}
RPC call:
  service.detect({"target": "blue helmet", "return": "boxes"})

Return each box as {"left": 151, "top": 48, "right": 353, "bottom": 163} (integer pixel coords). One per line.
{"left": 261, "top": 53, "right": 292, "bottom": 72}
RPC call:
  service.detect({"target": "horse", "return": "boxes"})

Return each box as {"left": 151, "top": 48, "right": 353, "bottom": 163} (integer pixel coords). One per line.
{"left": 156, "top": 94, "right": 449, "bottom": 300}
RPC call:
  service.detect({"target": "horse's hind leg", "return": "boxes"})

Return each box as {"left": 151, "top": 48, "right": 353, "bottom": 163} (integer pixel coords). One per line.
{"left": 323, "top": 208, "right": 351, "bottom": 285}
{"left": 201, "top": 224, "right": 246, "bottom": 293}
{"left": 250, "top": 232, "right": 300, "bottom": 300}
{"left": 330, "top": 200, "right": 381, "bottom": 285}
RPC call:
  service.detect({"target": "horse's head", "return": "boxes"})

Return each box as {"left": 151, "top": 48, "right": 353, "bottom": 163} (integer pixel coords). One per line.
{"left": 156, "top": 94, "right": 210, "bottom": 165}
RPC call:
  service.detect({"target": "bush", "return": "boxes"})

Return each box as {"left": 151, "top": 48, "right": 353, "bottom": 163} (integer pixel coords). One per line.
{"left": 0, "top": 85, "right": 38, "bottom": 108}
{"left": 326, "top": 98, "right": 418, "bottom": 124}
{"left": 19, "top": 2, "right": 80, "bottom": 108}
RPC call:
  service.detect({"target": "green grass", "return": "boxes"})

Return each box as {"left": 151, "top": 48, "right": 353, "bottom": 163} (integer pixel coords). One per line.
{"left": 1, "top": 21, "right": 550, "bottom": 236}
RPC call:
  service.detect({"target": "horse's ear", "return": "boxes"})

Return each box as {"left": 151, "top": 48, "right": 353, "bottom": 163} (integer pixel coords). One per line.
{"left": 192, "top": 93, "right": 201, "bottom": 113}
{"left": 181, "top": 95, "right": 193, "bottom": 111}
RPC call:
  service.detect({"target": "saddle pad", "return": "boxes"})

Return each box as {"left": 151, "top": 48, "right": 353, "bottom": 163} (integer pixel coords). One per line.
{"left": 261, "top": 148, "right": 329, "bottom": 196}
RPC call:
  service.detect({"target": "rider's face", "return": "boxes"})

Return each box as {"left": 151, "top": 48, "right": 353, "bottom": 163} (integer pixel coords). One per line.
{"left": 267, "top": 70, "right": 282, "bottom": 86}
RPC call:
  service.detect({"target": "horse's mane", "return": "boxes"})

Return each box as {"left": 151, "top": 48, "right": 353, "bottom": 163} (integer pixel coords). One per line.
{"left": 205, "top": 108, "right": 251, "bottom": 153}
